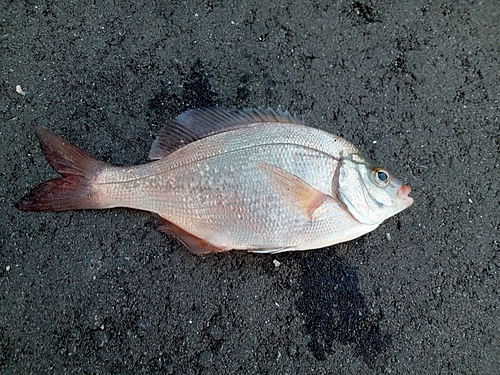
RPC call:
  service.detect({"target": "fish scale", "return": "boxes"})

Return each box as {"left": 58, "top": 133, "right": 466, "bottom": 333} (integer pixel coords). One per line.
{"left": 99, "top": 143, "right": 358, "bottom": 250}
{"left": 99, "top": 123, "right": 353, "bottom": 184}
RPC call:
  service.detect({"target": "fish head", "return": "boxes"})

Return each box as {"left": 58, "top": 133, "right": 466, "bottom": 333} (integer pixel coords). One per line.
{"left": 337, "top": 153, "right": 414, "bottom": 225}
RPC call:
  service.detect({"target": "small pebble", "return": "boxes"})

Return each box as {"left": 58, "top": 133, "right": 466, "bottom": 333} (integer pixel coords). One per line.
{"left": 16, "top": 85, "right": 26, "bottom": 96}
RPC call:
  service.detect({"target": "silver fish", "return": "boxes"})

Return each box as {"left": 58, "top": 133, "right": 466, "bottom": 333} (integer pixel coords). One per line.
{"left": 17, "top": 108, "right": 413, "bottom": 254}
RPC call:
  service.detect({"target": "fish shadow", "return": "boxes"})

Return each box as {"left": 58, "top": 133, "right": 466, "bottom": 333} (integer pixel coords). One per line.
{"left": 297, "top": 251, "right": 391, "bottom": 366}
{"left": 148, "top": 59, "right": 220, "bottom": 123}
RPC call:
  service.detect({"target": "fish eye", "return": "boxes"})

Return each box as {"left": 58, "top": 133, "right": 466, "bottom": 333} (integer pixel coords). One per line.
{"left": 377, "top": 170, "right": 388, "bottom": 182}
{"left": 372, "top": 168, "right": 390, "bottom": 186}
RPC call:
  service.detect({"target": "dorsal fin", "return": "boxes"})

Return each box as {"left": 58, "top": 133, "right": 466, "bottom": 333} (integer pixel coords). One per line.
{"left": 148, "top": 107, "right": 304, "bottom": 160}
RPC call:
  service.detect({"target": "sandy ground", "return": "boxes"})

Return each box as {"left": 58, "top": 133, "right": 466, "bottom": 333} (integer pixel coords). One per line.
{"left": 1, "top": 1, "right": 499, "bottom": 374}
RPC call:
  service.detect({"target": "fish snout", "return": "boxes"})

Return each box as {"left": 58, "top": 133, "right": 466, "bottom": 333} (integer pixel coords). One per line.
{"left": 397, "top": 184, "right": 414, "bottom": 206}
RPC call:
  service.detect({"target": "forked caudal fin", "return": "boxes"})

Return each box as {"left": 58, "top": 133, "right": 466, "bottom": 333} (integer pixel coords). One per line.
{"left": 16, "top": 126, "right": 110, "bottom": 212}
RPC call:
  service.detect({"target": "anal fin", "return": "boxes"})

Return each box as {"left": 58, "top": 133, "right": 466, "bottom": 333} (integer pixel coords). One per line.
{"left": 153, "top": 214, "right": 229, "bottom": 255}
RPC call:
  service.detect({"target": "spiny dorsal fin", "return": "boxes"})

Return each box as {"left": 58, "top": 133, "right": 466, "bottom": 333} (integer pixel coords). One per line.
{"left": 148, "top": 107, "right": 304, "bottom": 160}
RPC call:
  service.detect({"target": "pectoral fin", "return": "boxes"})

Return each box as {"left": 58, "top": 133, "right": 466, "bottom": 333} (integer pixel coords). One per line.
{"left": 258, "top": 162, "right": 331, "bottom": 220}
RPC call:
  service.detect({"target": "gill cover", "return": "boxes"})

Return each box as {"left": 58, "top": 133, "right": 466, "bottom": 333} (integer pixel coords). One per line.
{"left": 337, "top": 153, "right": 409, "bottom": 225}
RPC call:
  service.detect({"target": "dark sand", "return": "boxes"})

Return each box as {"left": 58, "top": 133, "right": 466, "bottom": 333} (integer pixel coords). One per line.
{"left": 1, "top": 1, "right": 498, "bottom": 373}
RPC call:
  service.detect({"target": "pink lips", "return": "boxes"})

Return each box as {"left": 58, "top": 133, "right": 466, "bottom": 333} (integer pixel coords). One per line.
{"left": 397, "top": 185, "right": 414, "bottom": 205}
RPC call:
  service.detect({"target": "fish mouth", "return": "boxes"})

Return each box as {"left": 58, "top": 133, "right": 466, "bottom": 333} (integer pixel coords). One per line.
{"left": 397, "top": 184, "right": 414, "bottom": 206}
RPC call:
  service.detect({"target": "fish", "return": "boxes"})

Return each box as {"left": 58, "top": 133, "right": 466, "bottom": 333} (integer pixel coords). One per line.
{"left": 16, "top": 108, "right": 413, "bottom": 254}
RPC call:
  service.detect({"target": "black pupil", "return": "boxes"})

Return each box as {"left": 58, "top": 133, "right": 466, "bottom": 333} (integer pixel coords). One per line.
{"left": 377, "top": 171, "right": 388, "bottom": 182}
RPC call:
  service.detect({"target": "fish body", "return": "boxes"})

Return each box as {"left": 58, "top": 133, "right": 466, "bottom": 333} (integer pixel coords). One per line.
{"left": 17, "top": 108, "right": 413, "bottom": 254}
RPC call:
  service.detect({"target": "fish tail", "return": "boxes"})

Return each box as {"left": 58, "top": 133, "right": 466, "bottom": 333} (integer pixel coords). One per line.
{"left": 16, "top": 126, "right": 109, "bottom": 212}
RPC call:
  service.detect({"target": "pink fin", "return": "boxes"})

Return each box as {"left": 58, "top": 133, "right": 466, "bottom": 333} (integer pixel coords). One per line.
{"left": 16, "top": 177, "right": 98, "bottom": 212}
{"left": 148, "top": 107, "right": 304, "bottom": 159}
{"left": 32, "top": 126, "right": 104, "bottom": 178}
{"left": 258, "top": 162, "right": 330, "bottom": 220}
{"left": 16, "top": 126, "right": 108, "bottom": 212}
{"left": 153, "top": 214, "right": 229, "bottom": 255}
